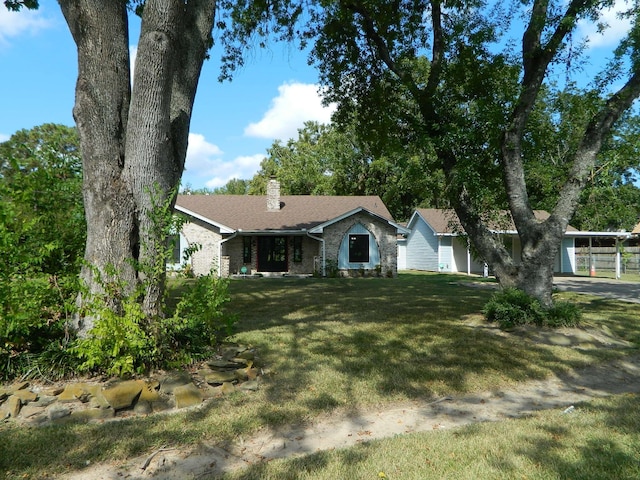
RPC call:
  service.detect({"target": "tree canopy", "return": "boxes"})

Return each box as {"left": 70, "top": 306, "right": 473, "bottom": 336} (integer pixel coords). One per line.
{"left": 0, "top": 124, "right": 84, "bottom": 276}
{"left": 248, "top": 120, "right": 447, "bottom": 220}
{"left": 221, "top": 0, "right": 640, "bottom": 306}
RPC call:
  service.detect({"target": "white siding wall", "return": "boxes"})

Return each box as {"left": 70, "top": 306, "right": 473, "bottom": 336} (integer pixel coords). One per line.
{"left": 397, "top": 239, "right": 407, "bottom": 270}
{"left": 439, "top": 237, "right": 453, "bottom": 272}
{"left": 167, "top": 233, "right": 189, "bottom": 271}
{"left": 405, "top": 218, "right": 439, "bottom": 271}
{"left": 505, "top": 235, "right": 575, "bottom": 274}
{"left": 561, "top": 237, "right": 575, "bottom": 273}
{"left": 452, "top": 237, "right": 469, "bottom": 273}
{"left": 338, "top": 223, "right": 381, "bottom": 270}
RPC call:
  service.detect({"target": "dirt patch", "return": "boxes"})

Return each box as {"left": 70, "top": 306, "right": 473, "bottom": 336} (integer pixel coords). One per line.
{"left": 59, "top": 326, "right": 640, "bottom": 480}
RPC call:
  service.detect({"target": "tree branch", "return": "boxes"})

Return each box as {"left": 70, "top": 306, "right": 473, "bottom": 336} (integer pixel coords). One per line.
{"left": 554, "top": 70, "right": 640, "bottom": 223}
{"left": 503, "top": 0, "right": 599, "bottom": 230}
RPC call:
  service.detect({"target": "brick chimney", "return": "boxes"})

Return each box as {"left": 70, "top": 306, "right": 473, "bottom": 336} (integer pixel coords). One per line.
{"left": 267, "top": 176, "right": 281, "bottom": 211}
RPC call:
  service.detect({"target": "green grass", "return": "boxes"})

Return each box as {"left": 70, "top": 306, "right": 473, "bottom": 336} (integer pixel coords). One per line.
{"left": 222, "top": 394, "right": 640, "bottom": 480}
{"left": 1, "top": 272, "right": 639, "bottom": 479}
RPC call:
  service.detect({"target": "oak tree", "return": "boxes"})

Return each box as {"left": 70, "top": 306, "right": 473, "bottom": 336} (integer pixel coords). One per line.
{"left": 6, "top": 0, "right": 217, "bottom": 334}
{"left": 223, "top": 0, "right": 640, "bottom": 306}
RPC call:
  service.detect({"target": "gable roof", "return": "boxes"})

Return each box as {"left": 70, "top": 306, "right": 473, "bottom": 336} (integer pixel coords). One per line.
{"left": 410, "top": 208, "right": 579, "bottom": 235}
{"left": 175, "top": 194, "right": 394, "bottom": 232}
{"left": 633, "top": 221, "right": 640, "bottom": 235}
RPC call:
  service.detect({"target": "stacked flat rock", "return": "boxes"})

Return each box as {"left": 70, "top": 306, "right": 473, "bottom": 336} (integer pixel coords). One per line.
{"left": 0, "top": 344, "right": 262, "bottom": 427}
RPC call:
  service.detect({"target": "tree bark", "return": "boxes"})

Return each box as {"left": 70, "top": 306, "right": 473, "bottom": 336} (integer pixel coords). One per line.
{"left": 59, "top": 0, "right": 215, "bottom": 335}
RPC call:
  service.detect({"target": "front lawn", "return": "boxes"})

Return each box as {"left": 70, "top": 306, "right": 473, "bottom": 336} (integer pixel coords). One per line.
{"left": 1, "top": 272, "right": 639, "bottom": 479}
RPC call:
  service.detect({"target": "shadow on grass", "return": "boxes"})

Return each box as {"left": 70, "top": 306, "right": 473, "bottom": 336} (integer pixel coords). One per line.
{"left": 227, "top": 274, "right": 638, "bottom": 424}
{"left": 222, "top": 394, "right": 640, "bottom": 480}
{"left": 2, "top": 273, "right": 639, "bottom": 479}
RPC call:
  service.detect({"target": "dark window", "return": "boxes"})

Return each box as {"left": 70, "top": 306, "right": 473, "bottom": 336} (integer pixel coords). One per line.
{"left": 243, "top": 236, "right": 252, "bottom": 263}
{"left": 271, "top": 237, "right": 286, "bottom": 262}
{"left": 167, "top": 234, "right": 181, "bottom": 263}
{"left": 293, "top": 237, "right": 303, "bottom": 262}
{"left": 348, "top": 234, "right": 369, "bottom": 263}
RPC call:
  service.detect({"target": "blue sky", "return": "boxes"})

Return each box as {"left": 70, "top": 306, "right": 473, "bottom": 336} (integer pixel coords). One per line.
{"left": 0, "top": 3, "right": 336, "bottom": 190}
{"left": 0, "top": 2, "right": 632, "bottom": 190}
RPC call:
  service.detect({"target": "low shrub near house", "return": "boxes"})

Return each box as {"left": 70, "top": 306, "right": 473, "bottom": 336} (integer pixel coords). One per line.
{"left": 483, "top": 288, "right": 581, "bottom": 329}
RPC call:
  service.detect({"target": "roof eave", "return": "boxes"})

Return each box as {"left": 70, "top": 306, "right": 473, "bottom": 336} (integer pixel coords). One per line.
{"left": 236, "top": 229, "right": 309, "bottom": 235}
{"left": 309, "top": 207, "right": 407, "bottom": 234}
{"left": 175, "top": 205, "right": 236, "bottom": 234}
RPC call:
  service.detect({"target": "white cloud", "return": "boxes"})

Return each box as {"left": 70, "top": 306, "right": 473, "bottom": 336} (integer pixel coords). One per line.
{"left": 244, "top": 82, "right": 336, "bottom": 140}
{"left": 185, "top": 132, "right": 224, "bottom": 172}
{"left": 183, "top": 133, "right": 264, "bottom": 188}
{"left": 0, "top": 7, "right": 51, "bottom": 46}
{"left": 203, "top": 154, "right": 265, "bottom": 189}
{"left": 0, "top": 133, "right": 9, "bottom": 142}
{"left": 577, "top": 0, "right": 632, "bottom": 49}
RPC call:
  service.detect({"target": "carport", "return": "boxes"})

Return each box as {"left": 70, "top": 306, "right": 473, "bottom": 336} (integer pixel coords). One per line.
{"left": 568, "top": 231, "right": 636, "bottom": 279}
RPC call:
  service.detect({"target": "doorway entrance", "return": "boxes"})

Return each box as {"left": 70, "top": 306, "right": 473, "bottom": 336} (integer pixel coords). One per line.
{"left": 258, "top": 236, "right": 288, "bottom": 272}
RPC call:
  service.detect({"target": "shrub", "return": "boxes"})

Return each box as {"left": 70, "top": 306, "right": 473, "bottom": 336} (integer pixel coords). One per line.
{"left": 546, "top": 301, "right": 582, "bottom": 327}
{"left": 0, "top": 274, "right": 78, "bottom": 381}
{"left": 72, "top": 291, "right": 157, "bottom": 377}
{"left": 483, "top": 288, "right": 581, "bottom": 329}
{"left": 170, "top": 272, "right": 237, "bottom": 360}
{"left": 70, "top": 270, "right": 236, "bottom": 376}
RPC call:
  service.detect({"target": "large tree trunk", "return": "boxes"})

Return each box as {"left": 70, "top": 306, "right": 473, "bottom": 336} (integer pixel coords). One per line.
{"left": 59, "top": 0, "right": 216, "bottom": 335}
{"left": 434, "top": 0, "right": 640, "bottom": 308}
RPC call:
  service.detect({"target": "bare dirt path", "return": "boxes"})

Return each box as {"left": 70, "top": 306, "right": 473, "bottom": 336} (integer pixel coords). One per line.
{"left": 62, "top": 354, "right": 640, "bottom": 480}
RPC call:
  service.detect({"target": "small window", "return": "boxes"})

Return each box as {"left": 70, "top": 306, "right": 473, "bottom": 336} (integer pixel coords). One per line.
{"left": 243, "top": 236, "right": 252, "bottom": 263}
{"left": 293, "top": 237, "right": 303, "bottom": 262}
{"left": 348, "top": 234, "right": 369, "bottom": 263}
{"left": 166, "top": 234, "right": 181, "bottom": 264}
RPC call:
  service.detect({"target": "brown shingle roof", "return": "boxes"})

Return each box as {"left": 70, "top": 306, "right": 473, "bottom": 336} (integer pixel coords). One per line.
{"left": 176, "top": 194, "right": 392, "bottom": 231}
{"left": 414, "top": 208, "right": 578, "bottom": 234}
{"left": 633, "top": 221, "right": 640, "bottom": 235}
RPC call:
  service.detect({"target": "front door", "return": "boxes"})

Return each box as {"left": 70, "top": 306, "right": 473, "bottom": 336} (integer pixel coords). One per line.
{"left": 258, "top": 236, "right": 288, "bottom": 272}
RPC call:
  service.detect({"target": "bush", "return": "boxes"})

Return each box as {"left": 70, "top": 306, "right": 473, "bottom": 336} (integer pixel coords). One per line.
{"left": 0, "top": 274, "right": 79, "bottom": 381}
{"left": 71, "top": 270, "right": 236, "bottom": 376}
{"left": 169, "top": 272, "right": 237, "bottom": 360}
{"left": 72, "top": 292, "right": 157, "bottom": 377}
{"left": 546, "top": 301, "right": 583, "bottom": 327}
{"left": 483, "top": 288, "right": 581, "bottom": 329}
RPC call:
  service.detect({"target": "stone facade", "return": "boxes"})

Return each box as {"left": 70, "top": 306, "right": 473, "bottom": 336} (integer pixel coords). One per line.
{"left": 177, "top": 207, "right": 398, "bottom": 278}
{"left": 323, "top": 212, "right": 398, "bottom": 277}
{"left": 181, "top": 219, "right": 222, "bottom": 276}
{"left": 179, "top": 214, "right": 398, "bottom": 278}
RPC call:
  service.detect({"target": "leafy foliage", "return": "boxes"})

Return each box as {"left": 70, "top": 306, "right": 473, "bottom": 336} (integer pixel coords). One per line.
{"left": 0, "top": 274, "right": 79, "bottom": 381}
{"left": 0, "top": 124, "right": 85, "bottom": 381}
{"left": 70, "top": 270, "right": 236, "bottom": 376}
{"left": 72, "top": 277, "right": 156, "bottom": 377}
{"left": 171, "top": 273, "right": 237, "bottom": 355}
{"left": 70, "top": 187, "right": 236, "bottom": 377}
{"left": 0, "top": 125, "right": 235, "bottom": 379}
{"left": 483, "top": 288, "right": 581, "bottom": 329}
{"left": 248, "top": 121, "right": 446, "bottom": 221}
{"left": 0, "top": 124, "right": 85, "bottom": 275}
